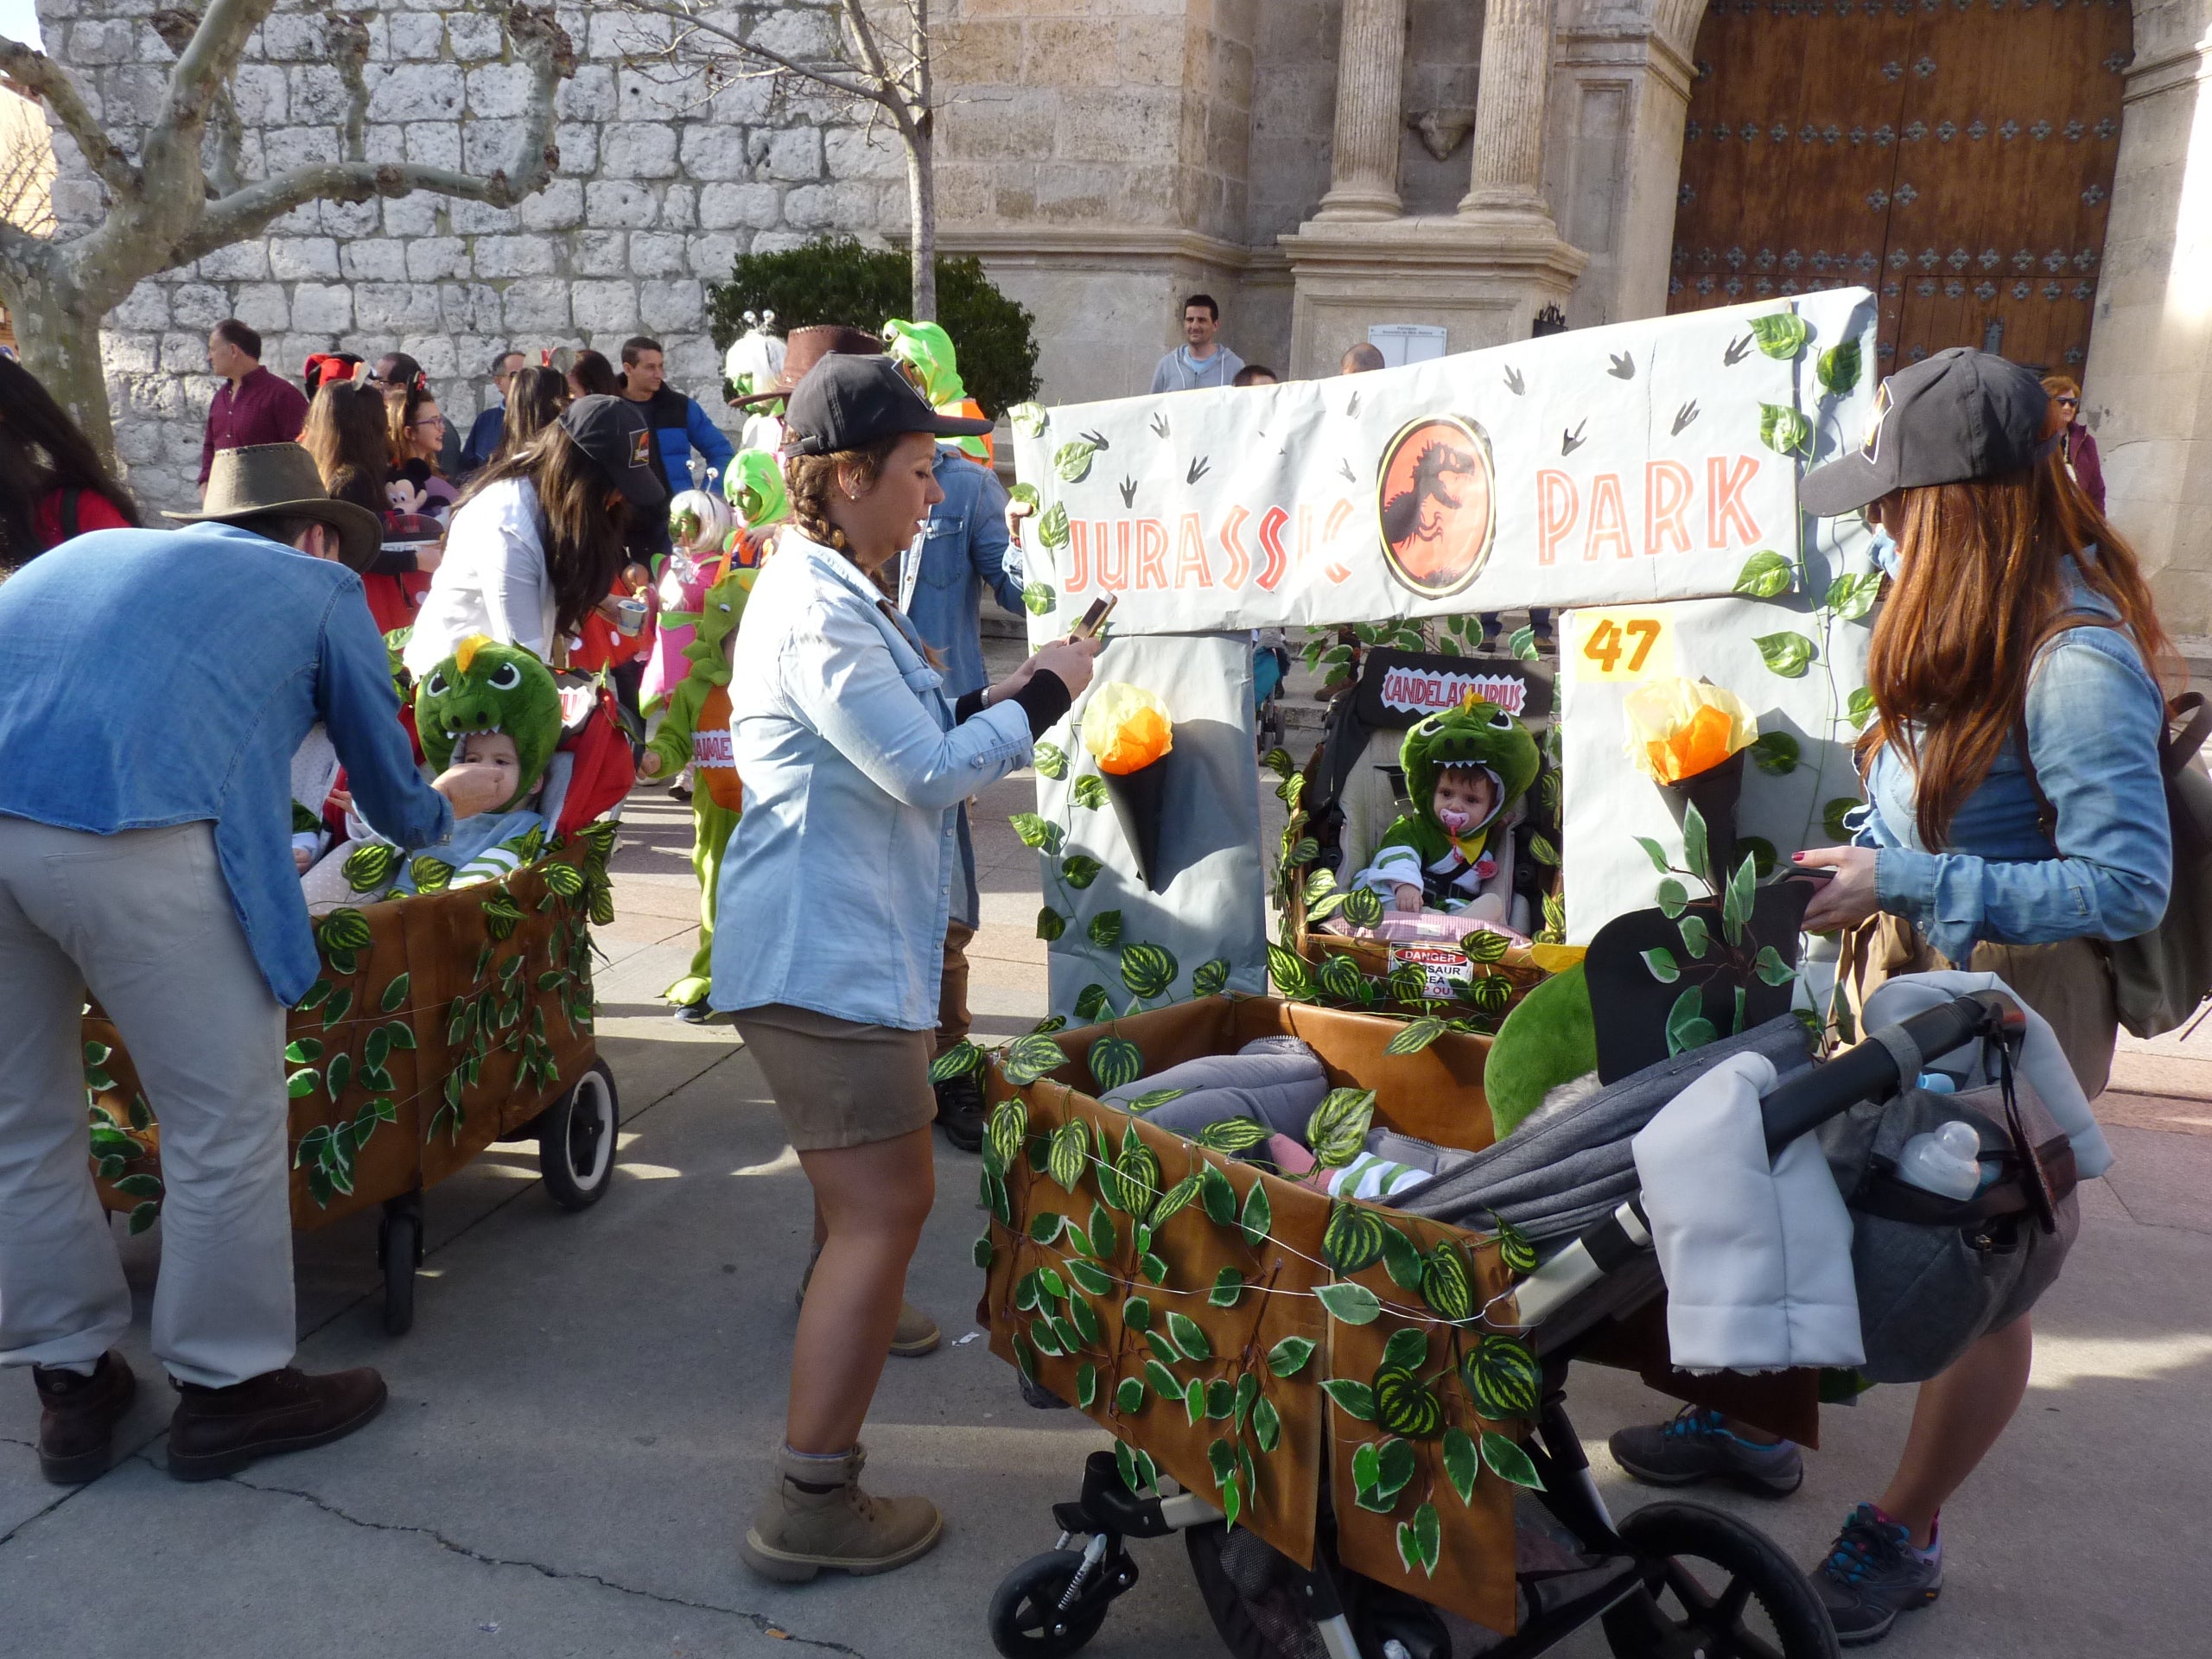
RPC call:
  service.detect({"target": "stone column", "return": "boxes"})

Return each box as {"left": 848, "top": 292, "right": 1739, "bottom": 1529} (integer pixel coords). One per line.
{"left": 1460, "top": 0, "right": 1556, "bottom": 219}
{"left": 1314, "top": 0, "right": 1408, "bottom": 222}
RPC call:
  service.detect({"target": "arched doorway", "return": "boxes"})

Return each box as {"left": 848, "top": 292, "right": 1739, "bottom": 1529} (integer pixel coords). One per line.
{"left": 1666, "top": 0, "right": 2132, "bottom": 374}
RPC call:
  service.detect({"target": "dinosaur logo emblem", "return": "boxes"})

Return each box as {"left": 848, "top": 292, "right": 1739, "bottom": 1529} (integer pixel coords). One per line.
{"left": 1376, "top": 414, "right": 1496, "bottom": 599}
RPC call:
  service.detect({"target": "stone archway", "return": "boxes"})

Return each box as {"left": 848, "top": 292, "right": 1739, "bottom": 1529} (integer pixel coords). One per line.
{"left": 1662, "top": 0, "right": 2132, "bottom": 375}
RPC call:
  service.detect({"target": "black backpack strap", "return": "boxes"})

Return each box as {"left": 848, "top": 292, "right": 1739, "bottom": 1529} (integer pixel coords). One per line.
{"left": 60, "top": 487, "right": 81, "bottom": 541}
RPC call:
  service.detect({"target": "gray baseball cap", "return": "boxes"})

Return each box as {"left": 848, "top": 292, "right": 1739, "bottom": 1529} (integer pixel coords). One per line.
{"left": 1799, "top": 347, "right": 2050, "bottom": 517}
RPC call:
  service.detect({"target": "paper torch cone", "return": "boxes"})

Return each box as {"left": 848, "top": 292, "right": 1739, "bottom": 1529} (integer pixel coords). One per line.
{"left": 1660, "top": 747, "right": 1746, "bottom": 887}
{"left": 1102, "top": 757, "right": 1170, "bottom": 893}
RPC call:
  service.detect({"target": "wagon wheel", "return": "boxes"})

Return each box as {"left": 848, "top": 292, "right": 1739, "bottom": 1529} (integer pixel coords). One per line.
{"left": 1601, "top": 1503, "right": 1839, "bottom": 1659}
{"left": 376, "top": 1192, "right": 424, "bottom": 1337}
{"left": 539, "top": 1059, "right": 619, "bottom": 1211}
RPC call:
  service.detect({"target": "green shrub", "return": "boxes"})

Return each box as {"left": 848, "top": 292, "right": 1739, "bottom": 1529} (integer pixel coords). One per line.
{"left": 707, "top": 236, "right": 1041, "bottom": 419}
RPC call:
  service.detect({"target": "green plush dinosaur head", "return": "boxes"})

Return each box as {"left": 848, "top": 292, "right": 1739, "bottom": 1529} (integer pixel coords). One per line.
{"left": 683, "top": 567, "right": 757, "bottom": 680}
{"left": 721, "top": 447, "right": 787, "bottom": 530}
{"left": 880, "top": 318, "right": 965, "bottom": 407}
{"left": 414, "top": 635, "right": 563, "bottom": 811}
{"left": 1400, "top": 695, "right": 1541, "bottom": 838}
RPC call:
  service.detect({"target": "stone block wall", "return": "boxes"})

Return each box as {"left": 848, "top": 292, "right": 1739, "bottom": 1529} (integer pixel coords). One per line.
{"left": 37, "top": 0, "right": 903, "bottom": 512}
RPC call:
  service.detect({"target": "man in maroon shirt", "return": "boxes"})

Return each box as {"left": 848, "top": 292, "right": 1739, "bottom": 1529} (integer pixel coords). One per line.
{"left": 199, "top": 321, "right": 308, "bottom": 496}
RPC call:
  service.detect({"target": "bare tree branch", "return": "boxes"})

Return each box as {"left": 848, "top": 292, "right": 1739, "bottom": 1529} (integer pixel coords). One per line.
{"left": 615, "top": 0, "right": 887, "bottom": 108}
{"left": 835, "top": 0, "right": 919, "bottom": 143}
{"left": 0, "top": 35, "right": 140, "bottom": 198}
{"left": 155, "top": 0, "right": 275, "bottom": 136}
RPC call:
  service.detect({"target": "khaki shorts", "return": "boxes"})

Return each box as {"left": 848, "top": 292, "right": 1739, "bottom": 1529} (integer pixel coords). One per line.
{"left": 733, "top": 1005, "right": 937, "bottom": 1151}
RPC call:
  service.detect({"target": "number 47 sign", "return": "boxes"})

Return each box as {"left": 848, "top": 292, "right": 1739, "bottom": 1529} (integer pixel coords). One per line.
{"left": 1562, "top": 609, "right": 1675, "bottom": 683}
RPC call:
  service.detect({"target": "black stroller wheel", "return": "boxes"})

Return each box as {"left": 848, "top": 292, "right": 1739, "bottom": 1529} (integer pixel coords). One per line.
{"left": 988, "top": 1548, "right": 1116, "bottom": 1657}
{"left": 539, "top": 1060, "right": 619, "bottom": 1211}
{"left": 1600, "top": 1502, "right": 1840, "bottom": 1659}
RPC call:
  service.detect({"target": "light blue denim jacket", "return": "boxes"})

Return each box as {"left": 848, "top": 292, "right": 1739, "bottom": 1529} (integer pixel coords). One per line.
{"left": 0, "top": 525, "right": 454, "bottom": 1002}
{"left": 899, "top": 449, "right": 1021, "bottom": 698}
{"left": 1859, "top": 558, "right": 2171, "bottom": 963}
{"left": 709, "top": 530, "right": 1034, "bottom": 1029}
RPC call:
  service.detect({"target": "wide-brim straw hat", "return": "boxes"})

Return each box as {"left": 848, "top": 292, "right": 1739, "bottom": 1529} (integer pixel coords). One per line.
{"left": 729, "top": 324, "right": 883, "bottom": 408}
{"left": 165, "top": 442, "right": 383, "bottom": 573}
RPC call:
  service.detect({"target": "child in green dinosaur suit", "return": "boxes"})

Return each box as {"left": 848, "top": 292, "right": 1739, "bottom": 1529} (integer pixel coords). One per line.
{"left": 638, "top": 440, "right": 788, "bottom": 1019}
{"left": 1350, "top": 695, "right": 1541, "bottom": 925}
{"left": 303, "top": 634, "right": 565, "bottom": 907}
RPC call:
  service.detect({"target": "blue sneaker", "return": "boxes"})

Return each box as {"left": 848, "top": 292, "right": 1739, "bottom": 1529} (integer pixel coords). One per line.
{"left": 1812, "top": 1503, "right": 1942, "bottom": 1645}
{"left": 1606, "top": 1406, "right": 1804, "bottom": 1495}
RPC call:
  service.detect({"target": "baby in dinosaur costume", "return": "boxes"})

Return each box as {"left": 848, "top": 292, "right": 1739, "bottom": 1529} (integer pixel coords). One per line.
{"left": 634, "top": 457, "right": 782, "bottom": 1017}
{"left": 1350, "top": 695, "right": 1541, "bottom": 927}
{"left": 302, "top": 636, "right": 565, "bottom": 910}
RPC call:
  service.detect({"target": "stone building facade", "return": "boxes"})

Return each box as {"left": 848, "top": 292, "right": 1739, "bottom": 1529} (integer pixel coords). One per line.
{"left": 29, "top": 0, "right": 2212, "bottom": 631}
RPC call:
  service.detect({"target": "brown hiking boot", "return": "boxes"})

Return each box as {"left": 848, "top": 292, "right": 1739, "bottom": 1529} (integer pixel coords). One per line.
{"left": 741, "top": 1443, "right": 942, "bottom": 1582}
{"left": 167, "top": 1365, "right": 388, "bottom": 1482}
{"left": 32, "top": 1351, "right": 137, "bottom": 1484}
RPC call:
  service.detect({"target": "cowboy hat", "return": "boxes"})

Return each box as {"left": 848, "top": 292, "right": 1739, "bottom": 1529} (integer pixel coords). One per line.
{"left": 164, "top": 442, "right": 383, "bottom": 573}
{"left": 728, "top": 323, "right": 882, "bottom": 409}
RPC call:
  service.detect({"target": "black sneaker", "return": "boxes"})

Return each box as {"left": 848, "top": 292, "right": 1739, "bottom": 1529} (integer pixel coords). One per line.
{"left": 1606, "top": 1405, "right": 1804, "bottom": 1496}
{"left": 934, "top": 1070, "right": 986, "bottom": 1154}
{"left": 1811, "top": 1503, "right": 1942, "bottom": 1645}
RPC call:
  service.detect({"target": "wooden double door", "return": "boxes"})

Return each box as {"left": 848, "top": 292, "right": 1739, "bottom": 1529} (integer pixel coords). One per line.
{"left": 1667, "top": 0, "right": 2132, "bottom": 376}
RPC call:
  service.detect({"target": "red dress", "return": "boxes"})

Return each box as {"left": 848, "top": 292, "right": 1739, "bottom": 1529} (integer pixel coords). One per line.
{"left": 33, "top": 488, "right": 133, "bottom": 549}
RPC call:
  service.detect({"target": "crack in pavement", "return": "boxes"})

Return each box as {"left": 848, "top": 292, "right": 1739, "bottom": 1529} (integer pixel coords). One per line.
{"left": 217, "top": 1468, "right": 865, "bottom": 1655}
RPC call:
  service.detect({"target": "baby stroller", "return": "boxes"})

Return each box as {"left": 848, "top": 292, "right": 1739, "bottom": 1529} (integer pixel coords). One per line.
{"left": 986, "top": 991, "right": 2040, "bottom": 1659}
{"left": 83, "top": 679, "right": 636, "bottom": 1337}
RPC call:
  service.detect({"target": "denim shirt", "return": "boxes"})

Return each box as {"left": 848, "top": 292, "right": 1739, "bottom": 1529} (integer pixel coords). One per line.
{"left": 709, "top": 529, "right": 1034, "bottom": 1028}
{"left": 1859, "top": 561, "right": 2171, "bottom": 963}
{"left": 899, "top": 449, "right": 1021, "bottom": 698}
{"left": 0, "top": 525, "right": 454, "bottom": 1002}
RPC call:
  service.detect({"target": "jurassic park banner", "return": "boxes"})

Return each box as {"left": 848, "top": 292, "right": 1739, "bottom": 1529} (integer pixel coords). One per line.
{"left": 1009, "top": 288, "right": 1879, "bottom": 632}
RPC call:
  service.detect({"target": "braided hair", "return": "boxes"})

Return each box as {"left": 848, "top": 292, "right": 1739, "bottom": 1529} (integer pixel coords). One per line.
{"left": 783, "top": 434, "right": 905, "bottom": 564}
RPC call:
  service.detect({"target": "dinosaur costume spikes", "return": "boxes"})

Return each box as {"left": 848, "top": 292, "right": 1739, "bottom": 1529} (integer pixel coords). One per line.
{"left": 414, "top": 639, "right": 562, "bottom": 812}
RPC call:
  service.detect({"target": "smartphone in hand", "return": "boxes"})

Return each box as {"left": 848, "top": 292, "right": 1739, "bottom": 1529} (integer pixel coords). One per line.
{"left": 1071, "top": 594, "right": 1117, "bottom": 640}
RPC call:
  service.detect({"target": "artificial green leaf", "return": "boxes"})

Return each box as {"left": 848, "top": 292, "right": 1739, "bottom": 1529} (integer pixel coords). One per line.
{"left": 1166, "top": 1310, "right": 1213, "bottom": 1362}
{"left": 1141, "top": 1251, "right": 1168, "bottom": 1283}
{"left": 974, "top": 1234, "right": 995, "bottom": 1271}
{"left": 1732, "top": 550, "right": 1795, "bottom": 599}
{"left": 1267, "top": 942, "right": 1315, "bottom": 1000}
{"left": 1678, "top": 913, "right": 1712, "bottom": 958}
{"left": 1754, "top": 631, "right": 1816, "bottom": 678}
{"left": 1374, "top": 1437, "right": 1418, "bottom": 1503}
{"left": 1464, "top": 1333, "right": 1542, "bottom": 1418}
{"left": 1239, "top": 1179, "right": 1272, "bottom": 1247}
{"left": 1316, "top": 1281, "right": 1382, "bottom": 1325}
{"left": 1754, "top": 944, "right": 1797, "bottom": 986}
{"left": 1420, "top": 1243, "right": 1474, "bottom": 1323}
{"left": 1067, "top": 1258, "right": 1114, "bottom": 1296}
{"left": 1069, "top": 1293, "right": 1103, "bottom": 1347}
{"left": 1739, "top": 836, "right": 1779, "bottom": 879}
{"left": 1749, "top": 311, "right": 1808, "bottom": 359}
{"left": 1010, "top": 812, "right": 1056, "bottom": 849}
{"left": 1641, "top": 947, "right": 1681, "bottom": 984}
{"left": 1443, "top": 1427, "right": 1479, "bottom": 1504}
{"left": 1200, "top": 1163, "right": 1238, "bottom": 1224}
{"left": 930, "top": 1040, "right": 987, "bottom": 1084}
{"left": 326, "top": 1052, "right": 353, "bottom": 1099}
{"left": 1053, "top": 439, "right": 1098, "bottom": 483}
{"left": 1073, "top": 982, "right": 1114, "bottom": 1020}
{"left": 1385, "top": 1016, "right": 1447, "bottom": 1056}
{"left": 1029, "top": 1211, "right": 1067, "bottom": 1247}
{"left": 1509, "top": 624, "right": 1538, "bottom": 662}
{"left": 1047, "top": 1120, "right": 1090, "bottom": 1192}
{"left": 1116, "top": 1376, "right": 1146, "bottom": 1414}
{"left": 1759, "top": 402, "right": 1812, "bottom": 458}
{"left": 1033, "top": 741, "right": 1068, "bottom": 780}
{"left": 1682, "top": 803, "right": 1711, "bottom": 891}
{"left": 1146, "top": 1359, "right": 1182, "bottom": 1402}
{"left": 1023, "top": 581, "right": 1057, "bottom": 617}
{"left": 113, "top": 1173, "right": 163, "bottom": 1198}
{"left": 1038, "top": 503, "right": 1071, "bottom": 549}
{"left": 1480, "top": 1429, "right": 1545, "bottom": 1490}
{"left": 380, "top": 972, "right": 410, "bottom": 1013}
{"left": 1149, "top": 1174, "right": 1201, "bottom": 1228}
{"left": 1268, "top": 1335, "right": 1316, "bottom": 1377}
{"left": 1824, "top": 797, "right": 1862, "bottom": 840}
{"left": 1380, "top": 1224, "right": 1427, "bottom": 1293}
{"left": 1321, "top": 1378, "right": 1377, "bottom": 1421}
{"left": 1665, "top": 987, "right": 1718, "bottom": 1057}
{"left": 1751, "top": 730, "right": 1801, "bottom": 776}
{"left": 1204, "top": 1379, "right": 1234, "bottom": 1421}
{"left": 1655, "top": 877, "right": 1688, "bottom": 919}
{"left": 1635, "top": 835, "right": 1671, "bottom": 875}
{"left": 1380, "top": 1327, "right": 1429, "bottom": 1374}
{"left": 1192, "top": 957, "right": 1231, "bottom": 997}
{"left": 1353, "top": 1440, "right": 1385, "bottom": 1509}
{"left": 284, "top": 1038, "right": 324, "bottom": 1065}
{"left": 1847, "top": 685, "right": 1877, "bottom": 730}
{"left": 1120, "top": 942, "right": 1178, "bottom": 1000}
{"left": 1724, "top": 852, "right": 1758, "bottom": 944}
{"left": 321, "top": 986, "right": 353, "bottom": 1029}
{"left": 1198, "top": 1116, "right": 1271, "bottom": 1154}
{"left": 1071, "top": 774, "right": 1108, "bottom": 811}
{"left": 1323, "top": 1200, "right": 1389, "bottom": 1274}
{"left": 1818, "top": 336, "right": 1863, "bottom": 395}
{"left": 1003, "top": 1033, "right": 1071, "bottom": 1087}
{"left": 1088, "top": 1033, "right": 1141, "bottom": 1091}
{"left": 1253, "top": 1395, "right": 1281, "bottom": 1452}
{"left": 1123, "top": 1294, "right": 1152, "bottom": 1332}
{"left": 1010, "top": 403, "right": 1048, "bottom": 438}
{"left": 1036, "top": 906, "right": 1067, "bottom": 942}
{"left": 128, "top": 1200, "right": 160, "bottom": 1236}
{"left": 1412, "top": 1501, "right": 1442, "bottom": 1573}
{"left": 1077, "top": 1362, "right": 1097, "bottom": 1408}
{"left": 1209, "top": 1267, "right": 1245, "bottom": 1308}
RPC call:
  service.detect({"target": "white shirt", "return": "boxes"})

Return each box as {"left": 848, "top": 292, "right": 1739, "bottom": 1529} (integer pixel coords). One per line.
{"left": 404, "top": 477, "right": 557, "bottom": 674}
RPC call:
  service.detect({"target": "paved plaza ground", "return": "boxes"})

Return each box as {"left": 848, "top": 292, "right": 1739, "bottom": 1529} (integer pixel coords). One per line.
{"left": 7, "top": 709, "right": 2212, "bottom": 1656}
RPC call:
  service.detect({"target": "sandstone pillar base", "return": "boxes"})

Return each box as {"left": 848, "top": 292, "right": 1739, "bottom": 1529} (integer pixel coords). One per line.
{"left": 1279, "top": 213, "right": 1588, "bottom": 379}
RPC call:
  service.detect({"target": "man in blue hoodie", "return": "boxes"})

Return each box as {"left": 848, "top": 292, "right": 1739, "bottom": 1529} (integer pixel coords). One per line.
{"left": 0, "top": 443, "right": 508, "bottom": 1488}
{"left": 620, "top": 335, "right": 736, "bottom": 502}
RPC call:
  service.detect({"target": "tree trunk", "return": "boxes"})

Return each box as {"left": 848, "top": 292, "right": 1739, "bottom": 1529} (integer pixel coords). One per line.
{"left": 1, "top": 266, "right": 117, "bottom": 464}
{"left": 907, "top": 116, "right": 936, "bottom": 322}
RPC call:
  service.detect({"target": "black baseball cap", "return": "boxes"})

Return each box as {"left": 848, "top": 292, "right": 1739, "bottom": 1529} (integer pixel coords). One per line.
{"left": 1799, "top": 347, "right": 2050, "bottom": 517}
{"left": 782, "top": 353, "right": 993, "bottom": 456}
{"left": 557, "top": 394, "right": 666, "bottom": 509}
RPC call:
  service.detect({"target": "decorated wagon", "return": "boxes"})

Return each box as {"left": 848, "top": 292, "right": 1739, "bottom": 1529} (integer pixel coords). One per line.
{"left": 81, "top": 821, "right": 620, "bottom": 1335}
{"left": 975, "top": 994, "right": 1834, "bottom": 1659}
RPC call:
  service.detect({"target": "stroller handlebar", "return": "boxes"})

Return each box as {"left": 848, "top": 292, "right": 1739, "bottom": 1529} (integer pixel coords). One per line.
{"left": 1758, "top": 990, "right": 2024, "bottom": 1155}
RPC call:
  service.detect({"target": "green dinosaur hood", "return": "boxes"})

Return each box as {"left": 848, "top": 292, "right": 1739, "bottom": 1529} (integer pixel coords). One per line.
{"left": 721, "top": 447, "right": 787, "bottom": 530}
{"left": 1400, "top": 696, "right": 1540, "bottom": 837}
{"left": 414, "top": 635, "right": 563, "bottom": 812}
{"left": 881, "top": 318, "right": 965, "bottom": 407}
{"left": 683, "top": 567, "right": 757, "bottom": 682}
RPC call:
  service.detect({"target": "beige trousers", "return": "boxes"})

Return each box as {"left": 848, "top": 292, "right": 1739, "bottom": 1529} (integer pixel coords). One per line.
{"left": 0, "top": 819, "right": 294, "bottom": 1388}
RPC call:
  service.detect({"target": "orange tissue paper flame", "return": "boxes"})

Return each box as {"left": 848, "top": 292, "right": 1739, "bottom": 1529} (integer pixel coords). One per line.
{"left": 1623, "top": 678, "right": 1758, "bottom": 784}
{"left": 1081, "top": 682, "right": 1174, "bottom": 776}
